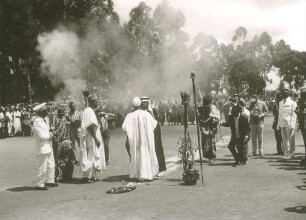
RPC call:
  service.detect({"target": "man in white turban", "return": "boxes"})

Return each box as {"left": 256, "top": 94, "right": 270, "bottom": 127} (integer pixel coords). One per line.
{"left": 122, "top": 97, "right": 158, "bottom": 181}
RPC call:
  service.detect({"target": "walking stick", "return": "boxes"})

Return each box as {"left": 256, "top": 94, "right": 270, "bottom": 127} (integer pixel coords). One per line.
{"left": 190, "top": 72, "right": 204, "bottom": 186}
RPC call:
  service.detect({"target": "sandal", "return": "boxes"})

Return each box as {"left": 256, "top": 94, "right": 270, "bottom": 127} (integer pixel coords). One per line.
{"left": 91, "top": 177, "right": 100, "bottom": 182}
{"left": 81, "top": 177, "right": 94, "bottom": 183}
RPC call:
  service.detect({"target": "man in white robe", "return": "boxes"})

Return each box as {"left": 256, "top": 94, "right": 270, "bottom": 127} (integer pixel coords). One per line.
{"left": 122, "top": 97, "right": 158, "bottom": 181}
{"left": 13, "top": 106, "right": 22, "bottom": 135}
{"left": 80, "top": 95, "right": 106, "bottom": 183}
{"left": 6, "top": 107, "right": 13, "bottom": 137}
{"left": 32, "top": 103, "right": 57, "bottom": 190}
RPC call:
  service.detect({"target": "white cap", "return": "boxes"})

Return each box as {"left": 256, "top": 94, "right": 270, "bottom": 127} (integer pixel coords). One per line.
{"left": 140, "top": 96, "right": 150, "bottom": 102}
{"left": 33, "top": 103, "right": 47, "bottom": 112}
{"left": 132, "top": 97, "right": 141, "bottom": 107}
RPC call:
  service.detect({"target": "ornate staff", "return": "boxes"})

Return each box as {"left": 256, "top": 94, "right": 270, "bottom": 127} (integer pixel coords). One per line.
{"left": 190, "top": 72, "right": 204, "bottom": 186}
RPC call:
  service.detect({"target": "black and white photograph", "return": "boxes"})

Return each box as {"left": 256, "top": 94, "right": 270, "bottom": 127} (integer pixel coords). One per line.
{"left": 0, "top": 0, "right": 305, "bottom": 219}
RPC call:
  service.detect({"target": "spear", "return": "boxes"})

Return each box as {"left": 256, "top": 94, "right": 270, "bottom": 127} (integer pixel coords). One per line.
{"left": 190, "top": 72, "right": 204, "bottom": 186}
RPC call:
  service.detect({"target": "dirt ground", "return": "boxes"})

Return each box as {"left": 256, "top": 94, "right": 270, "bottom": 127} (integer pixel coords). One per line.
{"left": 0, "top": 115, "right": 305, "bottom": 220}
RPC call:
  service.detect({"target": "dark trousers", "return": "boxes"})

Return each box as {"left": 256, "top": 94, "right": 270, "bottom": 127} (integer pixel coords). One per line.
{"left": 0, "top": 127, "right": 4, "bottom": 138}
{"left": 102, "top": 131, "right": 110, "bottom": 162}
{"left": 228, "top": 136, "right": 247, "bottom": 163}
{"left": 274, "top": 128, "right": 283, "bottom": 154}
{"left": 154, "top": 124, "right": 166, "bottom": 172}
{"left": 300, "top": 128, "right": 306, "bottom": 157}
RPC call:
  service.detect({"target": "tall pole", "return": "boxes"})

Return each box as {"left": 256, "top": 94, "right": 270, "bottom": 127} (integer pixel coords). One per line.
{"left": 190, "top": 72, "right": 204, "bottom": 186}
{"left": 26, "top": 59, "right": 32, "bottom": 104}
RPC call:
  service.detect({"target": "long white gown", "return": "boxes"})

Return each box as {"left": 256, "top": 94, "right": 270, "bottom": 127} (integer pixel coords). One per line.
{"left": 13, "top": 111, "right": 22, "bottom": 134}
{"left": 80, "top": 107, "right": 106, "bottom": 178}
{"left": 122, "top": 109, "right": 158, "bottom": 180}
{"left": 6, "top": 112, "right": 13, "bottom": 136}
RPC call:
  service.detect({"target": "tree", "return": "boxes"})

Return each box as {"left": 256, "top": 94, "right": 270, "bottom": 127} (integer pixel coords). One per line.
{"left": 190, "top": 33, "right": 222, "bottom": 93}
{"left": 221, "top": 27, "right": 269, "bottom": 95}
{"left": 232, "top": 26, "right": 247, "bottom": 47}
{"left": 0, "top": 0, "right": 44, "bottom": 104}
{"left": 127, "top": 2, "right": 156, "bottom": 57}
{"left": 272, "top": 39, "right": 306, "bottom": 89}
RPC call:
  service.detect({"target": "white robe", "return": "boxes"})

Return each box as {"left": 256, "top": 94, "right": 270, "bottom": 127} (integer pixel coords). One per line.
{"left": 6, "top": 112, "right": 13, "bottom": 135}
{"left": 122, "top": 109, "right": 158, "bottom": 180}
{"left": 80, "top": 107, "right": 106, "bottom": 178}
{"left": 13, "top": 111, "right": 22, "bottom": 134}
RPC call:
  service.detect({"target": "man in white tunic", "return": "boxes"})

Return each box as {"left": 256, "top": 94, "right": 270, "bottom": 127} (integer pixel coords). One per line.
{"left": 80, "top": 95, "right": 106, "bottom": 183}
{"left": 6, "top": 107, "right": 13, "bottom": 137}
{"left": 32, "top": 103, "right": 57, "bottom": 190}
{"left": 278, "top": 88, "right": 297, "bottom": 159}
{"left": 122, "top": 97, "right": 158, "bottom": 181}
{"left": 13, "top": 106, "right": 22, "bottom": 135}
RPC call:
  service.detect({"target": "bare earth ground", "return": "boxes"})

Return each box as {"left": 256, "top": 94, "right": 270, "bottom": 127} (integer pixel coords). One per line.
{"left": 0, "top": 115, "right": 305, "bottom": 220}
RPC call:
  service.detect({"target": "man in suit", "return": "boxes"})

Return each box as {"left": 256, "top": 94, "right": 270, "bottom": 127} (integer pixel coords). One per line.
{"left": 32, "top": 103, "right": 57, "bottom": 190}
{"left": 221, "top": 105, "right": 251, "bottom": 167}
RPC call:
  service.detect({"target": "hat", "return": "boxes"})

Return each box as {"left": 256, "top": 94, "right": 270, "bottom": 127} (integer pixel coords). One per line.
{"left": 132, "top": 97, "right": 141, "bottom": 107}
{"left": 61, "top": 140, "right": 72, "bottom": 147}
{"left": 33, "top": 103, "right": 47, "bottom": 112}
{"left": 88, "top": 94, "right": 98, "bottom": 102}
{"left": 140, "top": 96, "right": 150, "bottom": 103}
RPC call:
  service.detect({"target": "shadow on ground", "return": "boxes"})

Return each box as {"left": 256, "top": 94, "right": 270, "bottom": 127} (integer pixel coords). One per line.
{"left": 6, "top": 186, "right": 37, "bottom": 192}
{"left": 266, "top": 153, "right": 305, "bottom": 171}
{"left": 284, "top": 206, "right": 306, "bottom": 214}
{"left": 102, "top": 174, "right": 129, "bottom": 182}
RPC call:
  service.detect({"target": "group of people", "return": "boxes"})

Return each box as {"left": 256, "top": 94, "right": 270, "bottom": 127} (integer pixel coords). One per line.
{"left": 32, "top": 92, "right": 167, "bottom": 190}
{"left": 200, "top": 86, "right": 305, "bottom": 167}
{"left": 0, "top": 105, "right": 32, "bottom": 138}
{"left": 4, "top": 86, "right": 305, "bottom": 190}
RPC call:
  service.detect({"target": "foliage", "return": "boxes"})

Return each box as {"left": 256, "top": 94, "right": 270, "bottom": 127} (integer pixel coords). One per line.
{"left": 272, "top": 40, "right": 306, "bottom": 89}
{"left": 178, "top": 135, "right": 199, "bottom": 185}
{"left": 0, "top": 0, "right": 305, "bottom": 104}
{"left": 182, "top": 169, "right": 200, "bottom": 185}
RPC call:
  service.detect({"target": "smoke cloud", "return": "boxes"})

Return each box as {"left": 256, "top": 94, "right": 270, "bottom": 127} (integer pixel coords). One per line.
{"left": 37, "top": 4, "right": 195, "bottom": 102}
{"left": 37, "top": 29, "right": 87, "bottom": 101}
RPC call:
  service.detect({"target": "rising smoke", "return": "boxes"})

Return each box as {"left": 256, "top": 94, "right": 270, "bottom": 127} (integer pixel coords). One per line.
{"left": 37, "top": 3, "right": 194, "bottom": 102}
{"left": 37, "top": 28, "right": 87, "bottom": 101}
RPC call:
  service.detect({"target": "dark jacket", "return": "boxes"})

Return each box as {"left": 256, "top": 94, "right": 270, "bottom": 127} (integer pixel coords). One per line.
{"left": 222, "top": 114, "right": 250, "bottom": 139}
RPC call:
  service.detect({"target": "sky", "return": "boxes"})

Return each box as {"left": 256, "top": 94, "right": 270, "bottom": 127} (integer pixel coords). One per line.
{"left": 113, "top": 0, "right": 306, "bottom": 51}
{"left": 113, "top": 0, "right": 305, "bottom": 90}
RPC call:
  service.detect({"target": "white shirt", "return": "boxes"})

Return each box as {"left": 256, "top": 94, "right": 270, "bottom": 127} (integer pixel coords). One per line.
{"left": 0, "top": 112, "right": 4, "bottom": 127}
{"left": 278, "top": 97, "right": 297, "bottom": 129}
{"left": 242, "top": 108, "right": 250, "bottom": 121}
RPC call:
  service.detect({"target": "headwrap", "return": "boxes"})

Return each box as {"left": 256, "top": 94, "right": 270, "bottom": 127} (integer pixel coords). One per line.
{"left": 132, "top": 97, "right": 141, "bottom": 107}
{"left": 141, "top": 96, "right": 153, "bottom": 112}
{"left": 33, "top": 103, "right": 47, "bottom": 112}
